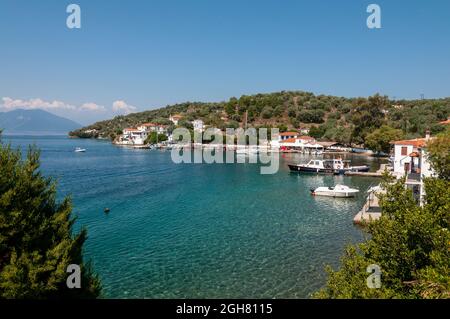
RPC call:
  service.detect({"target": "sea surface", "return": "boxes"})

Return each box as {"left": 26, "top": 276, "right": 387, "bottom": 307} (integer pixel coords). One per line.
{"left": 4, "top": 135, "right": 385, "bottom": 298}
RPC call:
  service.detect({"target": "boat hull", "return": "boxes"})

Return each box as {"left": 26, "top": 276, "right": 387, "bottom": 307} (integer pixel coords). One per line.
{"left": 310, "top": 186, "right": 360, "bottom": 198}
{"left": 311, "top": 190, "right": 358, "bottom": 198}
{"left": 288, "top": 164, "right": 338, "bottom": 174}
{"left": 349, "top": 165, "right": 370, "bottom": 172}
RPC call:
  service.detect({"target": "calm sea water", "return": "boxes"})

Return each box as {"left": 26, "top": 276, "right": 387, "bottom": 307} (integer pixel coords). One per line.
{"left": 4, "top": 135, "right": 384, "bottom": 298}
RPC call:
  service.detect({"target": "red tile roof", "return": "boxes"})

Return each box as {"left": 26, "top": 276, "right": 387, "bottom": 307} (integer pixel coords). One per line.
{"left": 391, "top": 138, "right": 427, "bottom": 147}
{"left": 298, "top": 136, "right": 315, "bottom": 140}
{"left": 279, "top": 131, "right": 299, "bottom": 136}
{"left": 440, "top": 119, "right": 450, "bottom": 125}
{"left": 280, "top": 137, "right": 297, "bottom": 143}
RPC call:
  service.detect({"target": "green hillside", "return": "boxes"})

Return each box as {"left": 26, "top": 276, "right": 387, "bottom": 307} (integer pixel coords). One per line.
{"left": 69, "top": 91, "right": 450, "bottom": 146}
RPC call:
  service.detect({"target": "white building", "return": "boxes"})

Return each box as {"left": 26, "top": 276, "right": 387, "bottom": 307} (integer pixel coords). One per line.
{"left": 278, "top": 131, "right": 299, "bottom": 141}
{"left": 299, "top": 127, "right": 310, "bottom": 135}
{"left": 391, "top": 133, "right": 435, "bottom": 204}
{"left": 192, "top": 119, "right": 204, "bottom": 132}
{"left": 169, "top": 114, "right": 182, "bottom": 125}
{"left": 119, "top": 128, "right": 148, "bottom": 145}
{"left": 137, "top": 123, "right": 168, "bottom": 135}
{"left": 277, "top": 136, "right": 323, "bottom": 152}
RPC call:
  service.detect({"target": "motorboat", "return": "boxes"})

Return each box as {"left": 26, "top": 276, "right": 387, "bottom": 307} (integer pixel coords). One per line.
{"left": 288, "top": 159, "right": 345, "bottom": 174}
{"left": 74, "top": 147, "right": 86, "bottom": 153}
{"left": 236, "top": 146, "right": 259, "bottom": 155}
{"left": 288, "top": 159, "right": 369, "bottom": 174}
{"left": 310, "top": 184, "right": 360, "bottom": 198}
{"left": 348, "top": 165, "right": 370, "bottom": 172}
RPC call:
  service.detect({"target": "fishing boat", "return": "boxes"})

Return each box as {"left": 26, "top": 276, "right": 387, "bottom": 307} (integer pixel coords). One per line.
{"left": 310, "top": 184, "right": 360, "bottom": 198}
{"left": 288, "top": 159, "right": 369, "bottom": 174}
{"left": 74, "top": 147, "right": 86, "bottom": 153}
{"left": 288, "top": 159, "right": 345, "bottom": 174}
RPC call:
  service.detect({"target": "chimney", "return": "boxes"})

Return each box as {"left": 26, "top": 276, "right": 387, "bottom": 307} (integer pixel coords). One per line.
{"left": 425, "top": 130, "right": 431, "bottom": 141}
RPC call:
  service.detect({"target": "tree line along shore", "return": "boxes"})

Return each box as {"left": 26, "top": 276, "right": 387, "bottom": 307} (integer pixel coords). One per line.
{"left": 69, "top": 91, "right": 450, "bottom": 154}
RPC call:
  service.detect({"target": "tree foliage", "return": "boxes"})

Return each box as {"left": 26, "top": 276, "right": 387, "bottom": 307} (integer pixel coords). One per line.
{"left": 426, "top": 128, "right": 450, "bottom": 181}
{"left": 0, "top": 137, "right": 101, "bottom": 298}
{"left": 69, "top": 91, "right": 450, "bottom": 148}
{"left": 314, "top": 176, "right": 450, "bottom": 299}
{"left": 145, "top": 132, "right": 168, "bottom": 145}
{"left": 365, "top": 125, "right": 404, "bottom": 154}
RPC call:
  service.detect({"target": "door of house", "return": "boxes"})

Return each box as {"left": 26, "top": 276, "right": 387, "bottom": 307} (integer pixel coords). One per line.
{"left": 404, "top": 162, "right": 410, "bottom": 173}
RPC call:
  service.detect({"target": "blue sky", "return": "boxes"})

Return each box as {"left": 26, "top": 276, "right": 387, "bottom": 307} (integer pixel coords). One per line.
{"left": 1, "top": 0, "right": 449, "bottom": 124}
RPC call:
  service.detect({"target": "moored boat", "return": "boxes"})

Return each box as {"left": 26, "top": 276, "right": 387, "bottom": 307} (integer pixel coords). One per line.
{"left": 288, "top": 159, "right": 345, "bottom": 174}
{"left": 310, "top": 184, "right": 359, "bottom": 198}
{"left": 288, "top": 159, "right": 369, "bottom": 174}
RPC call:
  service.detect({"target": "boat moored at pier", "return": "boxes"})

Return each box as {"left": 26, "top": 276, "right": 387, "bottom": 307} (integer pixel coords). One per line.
{"left": 288, "top": 159, "right": 369, "bottom": 174}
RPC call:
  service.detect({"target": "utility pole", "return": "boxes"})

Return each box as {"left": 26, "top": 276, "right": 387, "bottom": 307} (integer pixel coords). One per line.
{"left": 244, "top": 110, "right": 248, "bottom": 130}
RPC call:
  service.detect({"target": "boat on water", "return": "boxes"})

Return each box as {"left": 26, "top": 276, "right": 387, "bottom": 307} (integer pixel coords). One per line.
{"left": 347, "top": 165, "right": 370, "bottom": 172}
{"left": 236, "top": 147, "right": 259, "bottom": 155}
{"left": 74, "top": 147, "right": 86, "bottom": 153}
{"left": 310, "top": 184, "right": 360, "bottom": 198}
{"left": 288, "top": 159, "right": 369, "bottom": 174}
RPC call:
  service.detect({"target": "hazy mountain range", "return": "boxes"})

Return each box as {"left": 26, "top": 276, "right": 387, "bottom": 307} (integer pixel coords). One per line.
{"left": 0, "top": 109, "right": 81, "bottom": 135}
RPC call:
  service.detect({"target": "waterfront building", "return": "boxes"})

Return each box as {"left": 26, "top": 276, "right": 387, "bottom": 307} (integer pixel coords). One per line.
{"left": 120, "top": 127, "right": 148, "bottom": 145}
{"left": 277, "top": 136, "right": 323, "bottom": 153}
{"left": 278, "top": 131, "right": 299, "bottom": 141}
{"left": 270, "top": 131, "right": 298, "bottom": 149}
{"left": 137, "top": 123, "right": 168, "bottom": 135}
{"left": 390, "top": 132, "right": 435, "bottom": 204}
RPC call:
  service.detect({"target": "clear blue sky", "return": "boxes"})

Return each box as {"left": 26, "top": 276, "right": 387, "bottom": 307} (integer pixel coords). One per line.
{"left": 1, "top": 0, "right": 449, "bottom": 124}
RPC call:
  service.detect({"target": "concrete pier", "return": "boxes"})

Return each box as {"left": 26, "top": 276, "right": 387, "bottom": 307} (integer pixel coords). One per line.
{"left": 353, "top": 187, "right": 384, "bottom": 225}
{"left": 345, "top": 164, "right": 390, "bottom": 177}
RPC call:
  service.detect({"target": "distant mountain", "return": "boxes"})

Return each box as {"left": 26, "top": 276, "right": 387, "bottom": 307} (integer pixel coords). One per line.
{"left": 0, "top": 109, "right": 81, "bottom": 135}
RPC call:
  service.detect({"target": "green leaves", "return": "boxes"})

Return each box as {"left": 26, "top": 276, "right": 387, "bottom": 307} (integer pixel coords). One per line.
{"left": 365, "top": 125, "right": 404, "bottom": 154}
{"left": 0, "top": 142, "right": 101, "bottom": 299}
{"left": 426, "top": 130, "right": 450, "bottom": 180}
{"left": 315, "top": 176, "right": 450, "bottom": 299}
{"left": 69, "top": 92, "right": 450, "bottom": 148}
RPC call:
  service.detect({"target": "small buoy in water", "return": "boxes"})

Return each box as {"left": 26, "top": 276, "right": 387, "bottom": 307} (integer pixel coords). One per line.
{"left": 104, "top": 208, "right": 110, "bottom": 213}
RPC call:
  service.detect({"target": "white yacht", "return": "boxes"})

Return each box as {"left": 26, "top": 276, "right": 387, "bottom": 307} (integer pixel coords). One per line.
{"left": 74, "top": 147, "right": 86, "bottom": 153}
{"left": 311, "top": 184, "right": 360, "bottom": 198}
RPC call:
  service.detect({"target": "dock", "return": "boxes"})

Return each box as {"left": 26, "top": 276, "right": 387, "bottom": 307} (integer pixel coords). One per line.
{"left": 345, "top": 164, "right": 389, "bottom": 177}
{"left": 353, "top": 188, "right": 384, "bottom": 225}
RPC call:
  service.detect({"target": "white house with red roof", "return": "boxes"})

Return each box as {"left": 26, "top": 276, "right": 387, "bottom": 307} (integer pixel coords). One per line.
{"left": 137, "top": 123, "right": 168, "bottom": 134}
{"left": 119, "top": 127, "right": 148, "bottom": 145}
{"left": 278, "top": 131, "right": 299, "bottom": 141}
{"left": 273, "top": 134, "right": 323, "bottom": 152}
{"left": 169, "top": 114, "right": 183, "bottom": 125}
{"left": 390, "top": 132, "right": 435, "bottom": 204}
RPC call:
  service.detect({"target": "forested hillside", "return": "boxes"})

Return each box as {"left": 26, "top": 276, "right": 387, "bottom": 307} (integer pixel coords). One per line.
{"left": 69, "top": 91, "right": 450, "bottom": 146}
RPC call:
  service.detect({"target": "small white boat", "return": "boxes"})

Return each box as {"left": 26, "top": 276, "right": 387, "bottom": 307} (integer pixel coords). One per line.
{"left": 236, "top": 147, "right": 259, "bottom": 155}
{"left": 74, "top": 147, "right": 86, "bottom": 153}
{"left": 311, "top": 184, "right": 359, "bottom": 198}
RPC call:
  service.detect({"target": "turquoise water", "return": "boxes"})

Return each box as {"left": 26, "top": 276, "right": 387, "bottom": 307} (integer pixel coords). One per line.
{"left": 4, "top": 135, "right": 384, "bottom": 298}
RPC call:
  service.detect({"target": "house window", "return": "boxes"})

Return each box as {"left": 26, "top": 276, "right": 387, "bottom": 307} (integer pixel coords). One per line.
{"left": 401, "top": 147, "right": 408, "bottom": 156}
